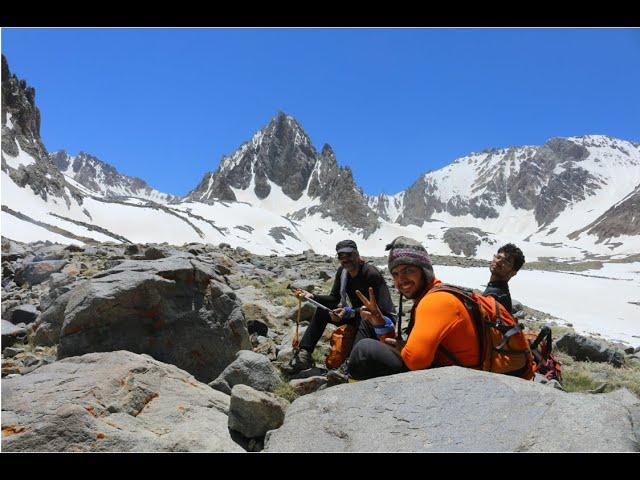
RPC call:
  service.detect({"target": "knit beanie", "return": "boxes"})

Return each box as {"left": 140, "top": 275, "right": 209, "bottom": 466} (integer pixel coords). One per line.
{"left": 386, "top": 236, "right": 433, "bottom": 340}
{"left": 386, "top": 236, "right": 432, "bottom": 273}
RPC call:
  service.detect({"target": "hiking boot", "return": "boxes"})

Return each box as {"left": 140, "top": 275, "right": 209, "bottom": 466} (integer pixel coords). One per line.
{"left": 282, "top": 349, "right": 314, "bottom": 375}
{"left": 326, "top": 363, "right": 350, "bottom": 386}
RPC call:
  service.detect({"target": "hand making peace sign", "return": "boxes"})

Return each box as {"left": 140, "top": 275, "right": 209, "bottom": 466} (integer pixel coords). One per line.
{"left": 355, "top": 287, "right": 385, "bottom": 327}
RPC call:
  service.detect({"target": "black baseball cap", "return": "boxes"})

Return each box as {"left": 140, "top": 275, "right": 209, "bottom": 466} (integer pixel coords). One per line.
{"left": 336, "top": 239, "right": 358, "bottom": 254}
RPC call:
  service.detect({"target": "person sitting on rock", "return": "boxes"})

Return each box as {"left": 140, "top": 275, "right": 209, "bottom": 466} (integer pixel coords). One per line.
{"left": 283, "top": 239, "right": 396, "bottom": 375}
{"left": 346, "top": 236, "right": 480, "bottom": 381}
{"left": 483, "top": 243, "right": 525, "bottom": 314}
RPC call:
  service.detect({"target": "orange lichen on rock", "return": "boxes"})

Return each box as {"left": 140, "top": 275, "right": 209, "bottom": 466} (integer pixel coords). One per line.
{"left": 2, "top": 425, "right": 28, "bottom": 437}
{"left": 64, "top": 325, "right": 83, "bottom": 335}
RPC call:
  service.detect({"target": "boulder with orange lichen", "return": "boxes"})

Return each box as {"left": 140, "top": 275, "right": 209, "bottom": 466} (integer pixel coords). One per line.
{"left": 35, "top": 253, "right": 251, "bottom": 383}
{"left": 1, "top": 350, "right": 243, "bottom": 452}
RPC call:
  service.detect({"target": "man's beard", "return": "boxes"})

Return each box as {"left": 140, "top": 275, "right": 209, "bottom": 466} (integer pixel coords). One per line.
{"left": 343, "top": 261, "right": 357, "bottom": 272}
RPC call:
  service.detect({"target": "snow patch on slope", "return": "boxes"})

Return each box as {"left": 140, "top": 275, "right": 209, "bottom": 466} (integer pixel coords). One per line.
{"left": 438, "top": 264, "right": 640, "bottom": 348}
{"left": 4, "top": 143, "right": 37, "bottom": 169}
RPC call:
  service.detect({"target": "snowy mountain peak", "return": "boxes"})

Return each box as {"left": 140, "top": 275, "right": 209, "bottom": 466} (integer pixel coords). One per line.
{"left": 50, "top": 150, "right": 176, "bottom": 203}
{"left": 2, "top": 55, "right": 79, "bottom": 207}
{"left": 190, "top": 111, "right": 318, "bottom": 204}
{"left": 369, "top": 134, "right": 640, "bottom": 250}
{"left": 186, "top": 112, "right": 380, "bottom": 235}
{"left": 217, "top": 111, "right": 314, "bottom": 174}
{"left": 2, "top": 52, "right": 639, "bottom": 263}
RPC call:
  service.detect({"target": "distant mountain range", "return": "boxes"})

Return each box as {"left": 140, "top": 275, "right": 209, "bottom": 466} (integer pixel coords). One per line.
{"left": 2, "top": 54, "right": 639, "bottom": 260}
{"left": 50, "top": 150, "right": 178, "bottom": 203}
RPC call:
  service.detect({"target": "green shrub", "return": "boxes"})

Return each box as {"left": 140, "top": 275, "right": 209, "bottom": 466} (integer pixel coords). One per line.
{"left": 312, "top": 348, "right": 327, "bottom": 366}
{"left": 273, "top": 382, "right": 299, "bottom": 402}
{"left": 555, "top": 351, "right": 640, "bottom": 396}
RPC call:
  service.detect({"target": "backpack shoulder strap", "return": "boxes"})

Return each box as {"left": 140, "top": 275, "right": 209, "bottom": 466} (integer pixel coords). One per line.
{"left": 428, "top": 284, "right": 483, "bottom": 322}
{"left": 429, "top": 283, "right": 476, "bottom": 298}
{"left": 530, "top": 325, "right": 553, "bottom": 357}
{"left": 427, "top": 284, "right": 484, "bottom": 369}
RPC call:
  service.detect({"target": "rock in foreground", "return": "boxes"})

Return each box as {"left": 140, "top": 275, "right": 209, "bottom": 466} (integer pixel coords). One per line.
{"left": 1, "top": 351, "right": 243, "bottom": 452}
{"left": 264, "top": 367, "right": 639, "bottom": 452}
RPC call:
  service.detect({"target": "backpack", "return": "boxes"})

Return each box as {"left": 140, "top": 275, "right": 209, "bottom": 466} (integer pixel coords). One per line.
{"left": 426, "top": 284, "right": 535, "bottom": 380}
{"left": 524, "top": 326, "right": 563, "bottom": 383}
{"left": 325, "top": 324, "right": 357, "bottom": 369}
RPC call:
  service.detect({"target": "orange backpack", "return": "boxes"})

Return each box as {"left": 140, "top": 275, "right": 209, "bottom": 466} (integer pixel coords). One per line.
{"left": 325, "top": 324, "right": 357, "bottom": 369}
{"left": 427, "top": 284, "right": 535, "bottom": 380}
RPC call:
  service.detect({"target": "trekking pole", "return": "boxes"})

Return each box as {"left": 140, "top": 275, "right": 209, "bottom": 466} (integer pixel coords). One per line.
{"left": 286, "top": 284, "right": 332, "bottom": 312}
{"left": 292, "top": 295, "right": 301, "bottom": 351}
{"left": 396, "top": 294, "right": 404, "bottom": 341}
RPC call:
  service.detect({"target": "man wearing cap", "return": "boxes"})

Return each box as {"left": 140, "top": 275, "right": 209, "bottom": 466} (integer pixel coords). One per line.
{"left": 347, "top": 236, "right": 480, "bottom": 380}
{"left": 283, "top": 239, "right": 396, "bottom": 375}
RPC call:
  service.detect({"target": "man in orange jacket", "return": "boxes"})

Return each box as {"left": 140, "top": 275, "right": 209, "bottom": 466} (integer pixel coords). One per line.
{"left": 347, "top": 236, "right": 480, "bottom": 380}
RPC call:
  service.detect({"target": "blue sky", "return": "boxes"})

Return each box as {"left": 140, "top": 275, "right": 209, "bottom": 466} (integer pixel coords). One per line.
{"left": 2, "top": 28, "right": 639, "bottom": 196}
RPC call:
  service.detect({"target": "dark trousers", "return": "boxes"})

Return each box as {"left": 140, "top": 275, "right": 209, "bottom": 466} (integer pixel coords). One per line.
{"left": 299, "top": 308, "right": 379, "bottom": 354}
{"left": 348, "top": 338, "right": 408, "bottom": 380}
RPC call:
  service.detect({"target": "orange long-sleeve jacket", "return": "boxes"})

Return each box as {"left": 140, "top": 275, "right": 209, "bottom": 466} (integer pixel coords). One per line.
{"left": 401, "top": 278, "right": 480, "bottom": 370}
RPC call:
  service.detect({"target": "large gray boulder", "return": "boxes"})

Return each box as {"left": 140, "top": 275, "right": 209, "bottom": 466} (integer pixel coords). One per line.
{"left": 39, "top": 272, "right": 77, "bottom": 311}
{"left": 32, "top": 244, "right": 68, "bottom": 261}
{"left": 234, "top": 285, "right": 288, "bottom": 330}
{"left": 124, "top": 244, "right": 140, "bottom": 255}
{"left": 1, "top": 351, "right": 243, "bottom": 452}
{"left": 144, "top": 247, "right": 167, "bottom": 260}
{"left": 15, "top": 259, "right": 68, "bottom": 286}
{"left": 242, "top": 303, "right": 275, "bottom": 329}
{"left": 287, "top": 302, "right": 316, "bottom": 323}
{"left": 8, "top": 304, "right": 38, "bottom": 325}
{"left": 1, "top": 237, "right": 28, "bottom": 261}
{"left": 264, "top": 367, "right": 639, "bottom": 452}
{"left": 557, "top": 333, "right": 626, "bottom": 367}
{"left": 2, "top": 320, "right": 27, "bottom": 348}
{"left": 228, "top": 384, "right": 289, "bottom": 438}
{"left": 33, "top": 289, "right": 75, "bottom": 346}
{"left": 209, "top": 350, "right": 282, "bottom": 395}
{"left": 603, "top": 387, "right": 640, "bottom": 443}
{"left": 511, "top": 299, "right": 523, "bottom": 313}
{"left": 44, "top": 254, "right": 251, "bottom": 383}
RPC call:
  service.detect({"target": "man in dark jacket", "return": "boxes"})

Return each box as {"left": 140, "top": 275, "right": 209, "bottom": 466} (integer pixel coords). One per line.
{"left": 283, "top": 239, "right": 396, "bottom": 374}
{"left": 483, "top": 243, "right": 525, "bottom": 313}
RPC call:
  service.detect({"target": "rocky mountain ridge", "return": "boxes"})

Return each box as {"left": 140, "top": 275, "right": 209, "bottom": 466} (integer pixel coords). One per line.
{"left": 2, "top": 53, "right": 639, "bottom": 261}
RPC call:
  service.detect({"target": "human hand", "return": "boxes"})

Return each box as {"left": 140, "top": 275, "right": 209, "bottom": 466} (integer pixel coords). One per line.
{"left": 355, "top": 287, "right": 385, "bottom": 326}
{"left": 294, "top": 289, "right": 314, "bottom": 300}
{"left": 359, "top": 308, "right": 374, "bottom": 324}
{"left": 384, "top": 336, "right": 405, "bottom": 352}
{"left": 329, "top": 308, "right": 345, "bottom": 324}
